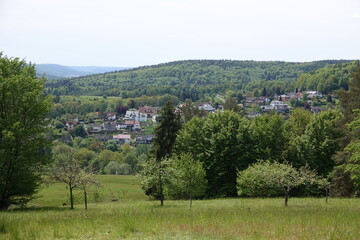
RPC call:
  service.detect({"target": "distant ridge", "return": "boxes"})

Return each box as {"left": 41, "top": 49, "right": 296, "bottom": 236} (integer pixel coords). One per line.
{"left": 44, "top": 59, "right": 355, "bottom": 98}
{"left": 36, "top": 64, "right": 130, "bottom": 79}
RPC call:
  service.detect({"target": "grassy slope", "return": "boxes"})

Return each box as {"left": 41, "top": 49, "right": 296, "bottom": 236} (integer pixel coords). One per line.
{"left": 30, "top": 175, "right": 147, "bottom": 207}
{"left": 2, "top": 175, "right": 360, "bottom": 240}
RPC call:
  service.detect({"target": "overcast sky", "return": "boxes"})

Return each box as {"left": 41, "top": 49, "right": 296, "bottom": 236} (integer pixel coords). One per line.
{"left": 1, "top": 0, "right": 360, "bottom": 67}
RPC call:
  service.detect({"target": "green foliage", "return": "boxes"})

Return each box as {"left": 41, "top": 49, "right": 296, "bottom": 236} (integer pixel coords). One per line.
{"left": 180, "top": 99, "right": 207, "bottom": 122}
{"left": 104, "top": 140, "right": 118, "bottom": 152}
{"left": 0, "top": 53, "right": 52, "bottom": 210}
{"left": 251, "top": 114, "right": 287, "bottom": 162}
{"left": 175, "top": 111, "right": 253, "bottom": 197}
{"left": 2, "top": 198, "right": 360, "bottom": 239}
{"left": 49, "top": 143, "right": 82, "bottom": 209}
{"left": 45, "top": 60, "right": 352, "bottom": 99}
{"left": 223, "top": 97, "right": 239, "bottom": 112}
{"left": 237, "top": 161, "right": 322, "bottom": 206}
{"left": 285, "top": 109, "right": 343, "bottom": 176}
{"left": 138, "top": 158, "right": 172, "bottom": 205}
{"left": 154, "top": 101, "right": 182, "bottom": 161}
{"left": 73, "top": 124, "right": 87, "bottom": 138}
{"left": 337, "top": 63, "right": 360, "bottom": 122}
{"left": 339, "top": 110, "right": 360, "bottom": 191}
{"left": 296, "top": 62, "right": 355, "bottom": 93}
{"left": 166, "top": 154, "right": 207, "bottom": 207}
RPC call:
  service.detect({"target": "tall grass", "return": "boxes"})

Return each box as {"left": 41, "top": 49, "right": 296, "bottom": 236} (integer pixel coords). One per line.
{"left": 1, "top": 176, "right": 360, "bottom": 239}
{"left": 1, "top": 198, "right": 360, "bottom": 239}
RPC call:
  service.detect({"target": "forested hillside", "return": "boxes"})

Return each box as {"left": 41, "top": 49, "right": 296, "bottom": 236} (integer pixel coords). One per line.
{"left": 45, "top": 60, "right": 353, "bottom": 100}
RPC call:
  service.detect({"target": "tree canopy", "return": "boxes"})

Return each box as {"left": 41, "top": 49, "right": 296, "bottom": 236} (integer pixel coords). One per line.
{"left": 0, "top": 54, "right": 52, "bottom": 210}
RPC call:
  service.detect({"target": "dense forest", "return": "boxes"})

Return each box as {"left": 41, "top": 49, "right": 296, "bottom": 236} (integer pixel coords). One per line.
{"left": 45, "top": 60, "right": 354, "bottom": 100}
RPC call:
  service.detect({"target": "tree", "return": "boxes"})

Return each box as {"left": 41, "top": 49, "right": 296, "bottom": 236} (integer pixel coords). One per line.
{"left": 175, "top": 111, "right": 253, "bottom": 197}
{"left": 138, "top": 158, "right": 171, "bottom": 206}
{"left": 77, "top": 170, "right": 100, "bottom": 210}
{"left": 0, "top": 54, "right": 52, "bottom": 210}
{"left": 50, "top": 143, "right": 82, "bottom": 209}
{"left": 338, "top": 110, "right": 360, "bottom": 191}
{"left": 115, "top": 106, "right": 129, "bottom": 116}
{"left": 223, "top": 97, "right": 239, "bottom": 112}
{"left": 337, "top": 63, "right": 360, "bottom": 122}
{"left": 154, "top": 101, "right": 182, "bottom": 161}
{"left": 180, "top": 99, "right": 206, "bottom": 122}
{"left": 237, "top": 161, "right": 321, "bottom": 206}
{"left": 104, "top": 140, "right": 118, "bottom": 152}
{"left": 166, "top": 154, "right": 207, "bottom": 207}
{"left": 73, "top": 125, "right": 87, "bottom": 138}
{"left": 251, "top": 114, "right": 287, "bottom": 162}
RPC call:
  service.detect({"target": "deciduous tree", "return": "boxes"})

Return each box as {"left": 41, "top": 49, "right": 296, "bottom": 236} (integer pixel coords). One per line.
{"left": 237, "top": 161, "right": 322, "bottom": 206}
{"left": 166, "top": 153, "right": 207, "bottom": 207}
{"left": 0, "top": 54, "right": 52, "bottom": 210}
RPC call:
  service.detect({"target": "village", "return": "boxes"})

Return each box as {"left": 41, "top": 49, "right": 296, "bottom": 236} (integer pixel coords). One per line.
{"left": 62, "top": 90, "right": 331, "bottom": 148}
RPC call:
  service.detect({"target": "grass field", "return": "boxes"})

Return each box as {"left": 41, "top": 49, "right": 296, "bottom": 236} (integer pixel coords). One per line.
{"left": 1, "top": 175, "right": 360, "bottom": 240}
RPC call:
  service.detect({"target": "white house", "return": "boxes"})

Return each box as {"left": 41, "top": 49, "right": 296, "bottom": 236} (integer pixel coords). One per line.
{"left": 199, "top": 103, "right": 215, "bottom": 112}
{"left": 125, "top": 110, "right": 147, "bottom": 122}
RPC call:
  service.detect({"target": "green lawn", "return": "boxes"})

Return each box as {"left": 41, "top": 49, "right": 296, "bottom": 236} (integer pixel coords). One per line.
{"left": 1, "top": 176, "right": 360, "bottom": 240}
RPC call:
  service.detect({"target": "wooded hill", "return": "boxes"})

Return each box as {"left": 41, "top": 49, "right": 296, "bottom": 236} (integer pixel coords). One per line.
{"left": 45, "top": 60, "right": 356, "bottom": 100}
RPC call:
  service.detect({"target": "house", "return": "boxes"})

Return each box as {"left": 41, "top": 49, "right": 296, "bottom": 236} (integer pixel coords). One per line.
{"left": 125, "top": 110, "right": 147, "bottom": 122}
{"left": 113, "top": 134, "right": 131, "bottom": 144}
{"left": 94, "top": 135, "right": 112, "bottom": 142}
{"left": 261, "top": 100, "right": 290, "bottom": 113}
{"left": 152, "top": 115, "right": 158, "bottom": 122}
{"left": 306, "top": 91, "right": 323, "bottom": 99}
{"left": 102, "top": 122, "right": 117, "bottom": 132}
{"left": 270, "top": 100, "right": 288, "bottom": 107}
{"left": 86, "top": 123, "right": 102, "bottom": 133}
{"left": 138, "top": 106, "right": 159, "bottom": 117}
{"left": 135, "top": 135, "right": 154, "bottom": 144}
{"left": 125, "top": 121, "right": 141, "bottom": 131}
{"left": 244, "top": 97, "right": 256, "bottom": 107}
{"left": 279, "top": 95, "right": 290, "bottom": 102}
{"left": 65, "top": 121, "right": 78, "bottom": 129}
{"left": 199, "top": 103, "right": 215, "bottom": 112}
{"left": 104, "top": 112, "right": 117, "bottom": 121}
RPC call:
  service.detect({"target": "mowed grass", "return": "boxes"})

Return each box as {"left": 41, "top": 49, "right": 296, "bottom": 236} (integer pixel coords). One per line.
{"left": 1, "top": 176, "right": 360, "bottom": 240}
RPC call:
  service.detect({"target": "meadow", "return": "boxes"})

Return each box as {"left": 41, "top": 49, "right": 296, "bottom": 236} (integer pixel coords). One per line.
{"left": 1, "top": 175, "right": 360, "bottom": 240}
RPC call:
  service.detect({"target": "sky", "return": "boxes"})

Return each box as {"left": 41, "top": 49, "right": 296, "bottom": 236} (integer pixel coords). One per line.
{"left": 1, "top": 0, "right": 360, "bottom": 67}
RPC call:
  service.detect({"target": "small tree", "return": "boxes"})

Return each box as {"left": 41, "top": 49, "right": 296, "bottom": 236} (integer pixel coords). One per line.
{"left": 77, "top": 170, "right": 100, "bottom": 210}
{"left": 138, "top": 158, "right": 171, "bottom": 206}
{"left": 74, "top": 125, "right": 87, "bottom": 138}
{"left": 166, "top": 154, "right": 207, "bottom": 207}
{"left": 50, "top": 144, "right": 82, "bottom": 209}
{"left": 237, "top": 161, "right": 321, "bottom": 206}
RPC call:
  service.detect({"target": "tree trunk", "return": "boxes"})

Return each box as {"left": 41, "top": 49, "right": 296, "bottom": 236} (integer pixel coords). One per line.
{"left": 0, "top": 189, "right": 9, "bottom": 210}
{"left": 190, "top": 196, "right": 192, "bottom": 208}
{"left": 160, "top": 198, "right": 164, "bottom": 206}
{"left": 325, "top": 188, "right": 329, "bottom": 204}
{"left": 69, "top": 183, "right": 74, "bottom": 209}
{"left": 84, "top": 189, "right": 88, "bottom": 210}
{"left": 284, "top": 189, "right": 289, "bottom": 207}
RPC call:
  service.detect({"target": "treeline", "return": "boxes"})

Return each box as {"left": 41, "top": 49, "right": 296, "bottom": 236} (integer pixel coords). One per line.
{"left": 157, "top": 65, "right": 360, "bottom": 199}
{"left": 174, "top": 109, "right": 343, "bottom": 198}
{"left": 44, "top": 60, "right": 353, "bottom": 100}
{"left": 49, "top": 94, "right": 180, "bottom": 119}
{"left": 296, "top": 61, "right": 358, "bottom": 93}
